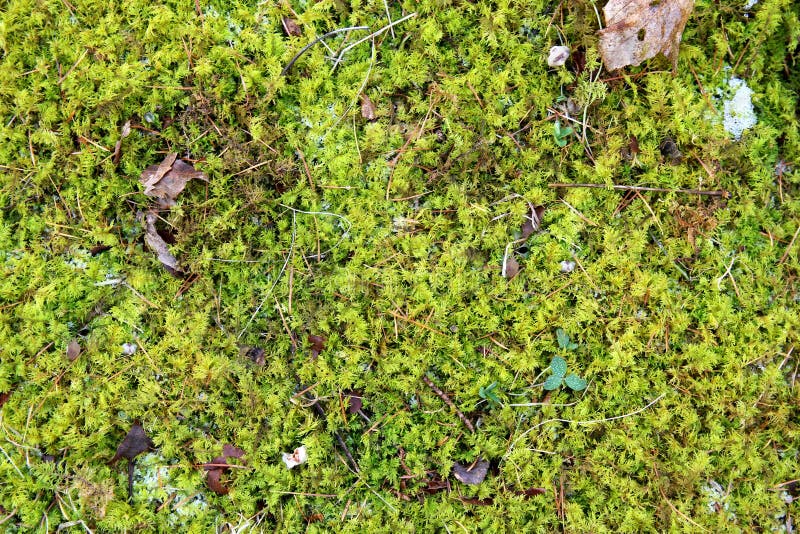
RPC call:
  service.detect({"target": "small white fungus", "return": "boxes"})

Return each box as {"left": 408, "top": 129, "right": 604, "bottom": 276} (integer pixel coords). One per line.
{"left": 282, "top": 445, "right": 307, "bottom": 469}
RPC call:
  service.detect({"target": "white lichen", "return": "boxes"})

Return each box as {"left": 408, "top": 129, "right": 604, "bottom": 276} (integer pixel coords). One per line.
{"left": 721, "top": 76, "right": 757, "bottom": 140}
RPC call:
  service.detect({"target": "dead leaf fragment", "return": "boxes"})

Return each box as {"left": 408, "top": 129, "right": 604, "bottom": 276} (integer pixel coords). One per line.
{"left": 308, "top": 334, "right": 326, "bottom": 359}
{"left": 503, "top": 254, "right": 520, "bottom": 279}
{"left": 660, "top": 136, "right": 683, "bottom": 163}
{"left": 144, "top": 212, "right": 181, "bottom": 275}
{"left": 204, "top": 444, "right": 246, "bottom": 495}
{"left": 361, "top": 94, "right": 377, "bottom": 121}
{"left": 139, "top": 155, "right": 207, "bottom": 208}
{"left": 239, "top": 345, "right": 266, "bottom": 366}
{"left": 109, "top": 423, "right": 153, "bottom": 465}
{"left": 282, "top": 17, "right": 302, "bottom": 36}
{"left": 598, "top": 0, "right": 694, "bottom": 71}
{"left": 348, "top": 392, "right": 363, "bottom": 414}
{"left": 452, "top": 459, "right": 489, "bottom": 485}
{"left": 112, "top": 121, "right": 131, "bottom": 166}
{"left": 521, "top": 205, "right": 545, "bottom": 238}
{"left": 66, "top": 340, "right": 81, "bottom": 361}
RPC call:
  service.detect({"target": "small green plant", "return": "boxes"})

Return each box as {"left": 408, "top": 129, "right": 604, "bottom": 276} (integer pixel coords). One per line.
{"left": 552, "top": 120, "right": 574, "bottom": 147}
{"left": 479, "top": 382, "right": 502, "bottom": 407}
{"left": 543, "top": 330, "right": 587, "bottom": 391}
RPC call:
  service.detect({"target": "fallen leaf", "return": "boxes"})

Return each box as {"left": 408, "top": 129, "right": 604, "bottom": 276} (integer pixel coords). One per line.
{"left": 144, "top": 212, "right": 181, "bottom": 275}
{"left": 452, "top": 459, "right": 489, "bottom": 485}
{"left": 239, "top": 345, "right": 266, "bottom": 366}
{"left": 0, "top": 391, "right": 10, "bottom": 408}
{"left": 282, "top": 17, "right": 302, "bottom": 36}
{"left": 660, "top": 136, "right": 682, "bottom": 163}
{"left": 308, "top": 334, "right": 326, "bottom": 359}
{"left": 204, "top": 444, "right": 246, "bottom": 495}
{"left": 361, "top": 94, "right": 377, "bottom": 121}
{"left": 597, "top": 0, "right": 694, "bottom": 71}
{"left": 547, "top": 46, "right": 570, "bottom": 67}
{"left": 521, "top": 205, "right": 545, "bottom": 238}
{"left": 503, "top": 254, "right": 520, "bottom": 279}
{"left": 140, "top": 155, "right": 207, "bottom": 208}
{"left": 348, "top": 392, "right": 363, "bottom": 414}
{"left": 282, "top": 445, "right": 308, "bottom": 469}
{"left": 89, "top": 244, "right": 111, "bottom": 256}
{"left": 66, "top": 340, "right": 81, "bottom": 361}
{"left": 109, "top": 423, "right": 153, "bottom": 465}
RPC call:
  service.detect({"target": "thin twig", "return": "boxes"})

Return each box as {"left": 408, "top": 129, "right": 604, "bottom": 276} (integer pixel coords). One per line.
{"left": 422, "top": 375, "right": 474, "bottom": 433}
{"left": 281, "top": 26, "right": 370, "bottom": 75}
{"left": 779, "top": 224, "right": 800, "bottom": 265}
{"left": 332, "top": 13, "right": 417, "bottom": 64}
{"left": 549, "top": 183, "right": 730, "bottom": 198}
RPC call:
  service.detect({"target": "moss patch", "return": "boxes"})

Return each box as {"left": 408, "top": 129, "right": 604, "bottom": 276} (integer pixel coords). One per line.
{"left": 1, "top": 0, "right": 799, "bottom": 530}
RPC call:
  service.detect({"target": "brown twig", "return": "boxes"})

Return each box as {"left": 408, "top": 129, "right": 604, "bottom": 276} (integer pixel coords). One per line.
{"left": 779, "top": 225, "right": 800, "bottom": 265}
{"left": 421, "top": 375, "right": 474, "bottom": 433}
{"left": 549, "top": 183, "right": 730, "bottom": 198}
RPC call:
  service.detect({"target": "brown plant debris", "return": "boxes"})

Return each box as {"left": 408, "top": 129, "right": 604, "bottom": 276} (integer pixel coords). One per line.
{"left": 421, "top": 375, "right": 475, "bottom": 433}
{"left": 598, "top": 0, "right": 695, "bottom": 71}
{"left": 452, "top": 459, "right": 489, "bottom": 485}
{"left": 109, "top": 422, "right": 154, "bottom": 502}
{"left": 361, "top": 94, "right": 377, "bottom": 121}
{"left": 139, "top": 153, "right": 207, "bottom": 208}
{"left": 204, "top": 444, "right": 246, "bottom": 495}
{"left": 282, "top": 17, "right": 302, "bottom": 37}
{"left": 308, "top": 334, "right": 326, "bottom": 359}
{"left": 66, "top": 340, "right": 81, "bottom": 361}
{"left": 144, "top": 212, "right": 181, "bottom": 275}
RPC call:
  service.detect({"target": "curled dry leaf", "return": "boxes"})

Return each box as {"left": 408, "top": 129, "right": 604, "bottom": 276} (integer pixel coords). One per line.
{"left": 282, "top": 17, "right": 302, "bottom": 36}
{"left": 361, "top": 94, "right": 377, "bottom": 121}
{"left": 144, "top": 212, "right": 181, "bottom": 275}
{"left": 139, "top": 154, "right": 207, "bottom": 208}
{"left": 109, "top": 423, "right": 153, "bottom": 465}
{"left": 598, "top": 0, "right": 694, "bottom": 71}
{"left": 308, "top": 334, "right": 326, "bottom": 359}
{"left": 112, "top": 121, "right": 131, "bottom": 166}
{"left": 282, "top": 445, "right": 308, "bottom": 469}
{"left": 66, "top": 340, "right": 81, "bottom": 361}
{"left": 452, "top": 459, "right": 489, "bottom": 486}
{"left": 347, "top": 392, "right": 363, "bottom": 414}
{"left": 503, "top": 254, "right": 520, "bottom": 279}
{"left": 521, "top": 205, "right": 545, "bottom": 238}
{"left": 205, "top": 444, "right": 245, "bottom": 495}
{"left": 239, "top": 345, "right": 266, "bottom": 366}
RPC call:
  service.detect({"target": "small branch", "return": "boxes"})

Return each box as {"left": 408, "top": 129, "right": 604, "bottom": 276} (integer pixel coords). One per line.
{"left": 281, "top": 26, "right": 370, "bottom": 76}
{"left": 422, "top": 375, "right": 474, "bottom": 433}
{"left": 779, "top": 224, "right": 800, "bottom": 265}
{"left": 548, "top": 183, "right": 730, "bottom": 198}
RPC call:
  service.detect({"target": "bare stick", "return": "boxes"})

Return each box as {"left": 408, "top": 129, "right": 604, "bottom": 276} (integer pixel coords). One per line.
{"left": 779, "top": 224, "right": 800, "bottom": 265}
{"left": 549, "top": 182, "right": 730, "bottom": 198}
{"left": 333, "top": 13, "right": 417, "bottom": 63}
{"left": 422, "top": 375, "right": 475, "bottom": 433}
{"left": 382, "top": 0, "right": 395, "bottom": 37}
{"left": 281, "top": 26, "right": 369, "bottom": 75}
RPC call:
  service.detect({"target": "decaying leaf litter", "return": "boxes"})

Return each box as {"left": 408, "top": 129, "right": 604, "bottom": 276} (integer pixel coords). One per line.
{"left": 0, "top": 0, "right": 798, "bottom": 530}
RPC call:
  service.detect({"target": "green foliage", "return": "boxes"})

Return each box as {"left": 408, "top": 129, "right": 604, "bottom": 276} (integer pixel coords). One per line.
{"left": 1, "top": 0, "right": 799, "bottom": 530}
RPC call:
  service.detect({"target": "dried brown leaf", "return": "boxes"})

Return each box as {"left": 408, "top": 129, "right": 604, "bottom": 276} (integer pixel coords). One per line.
{"left": 109, "top": 423, "right": 153, "bottom": 465}
{"left": 144, "top": 212, "right": 181, "bottom": 275}
{"left": 140, "top": 156, "right": 207, "bottom": 208}
{"left": 503, "top": 254, "right": 520, "bottom": 279}
{"left": 521, "top": 205, "right": 545, "bottom": 238}
{"left": 308, "top": 334, "right": 326, "bottom": 359}
{"left": 204, "top": 444, "right": 246, "bottom": 495}
{"left": 452, "top": 459, "right": 489, "bottom": 485}
{"left": 348, "top": 392, "right": 363, "bottom": 414}
{"left": 598, "top": 0, "right": 694, "bottom": 71}
{"left": 361, "top": 94, "right": 377, "bottom": 121}
{"left": 66, "top": 340, "right": 81, "bottom": 361}
{"left": 239, "top": 345, "right": 266, "bottom": 366}
{"left": 282, "top": 17, "right": 302, "bottom": 36}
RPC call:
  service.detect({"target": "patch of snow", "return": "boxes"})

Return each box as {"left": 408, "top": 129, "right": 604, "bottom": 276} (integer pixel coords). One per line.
{"left": 744, "top": 0, "right": 758, "bottom": 10}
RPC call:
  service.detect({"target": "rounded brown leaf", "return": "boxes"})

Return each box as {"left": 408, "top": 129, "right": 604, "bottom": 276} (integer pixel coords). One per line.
{"left": 66, "top": 340, "right": 81, "bottom": 361}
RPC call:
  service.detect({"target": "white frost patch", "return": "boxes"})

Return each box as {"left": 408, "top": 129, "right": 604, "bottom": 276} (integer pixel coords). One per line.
{"left": 744, "top": 0, "right": 758, "bottom": 10}
{"left": 721, "top": 76, "right": 757, "bottom": 140}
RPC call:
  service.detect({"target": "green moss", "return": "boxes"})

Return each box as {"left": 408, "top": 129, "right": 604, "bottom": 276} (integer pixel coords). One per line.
{"left": 1, "top": 0, "right": 799, "bottom": 530}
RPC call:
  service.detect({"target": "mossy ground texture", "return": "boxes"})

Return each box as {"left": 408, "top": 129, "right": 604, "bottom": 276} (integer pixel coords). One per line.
{"left": 1, "top": 0, "right": 799, "bottom": 531}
